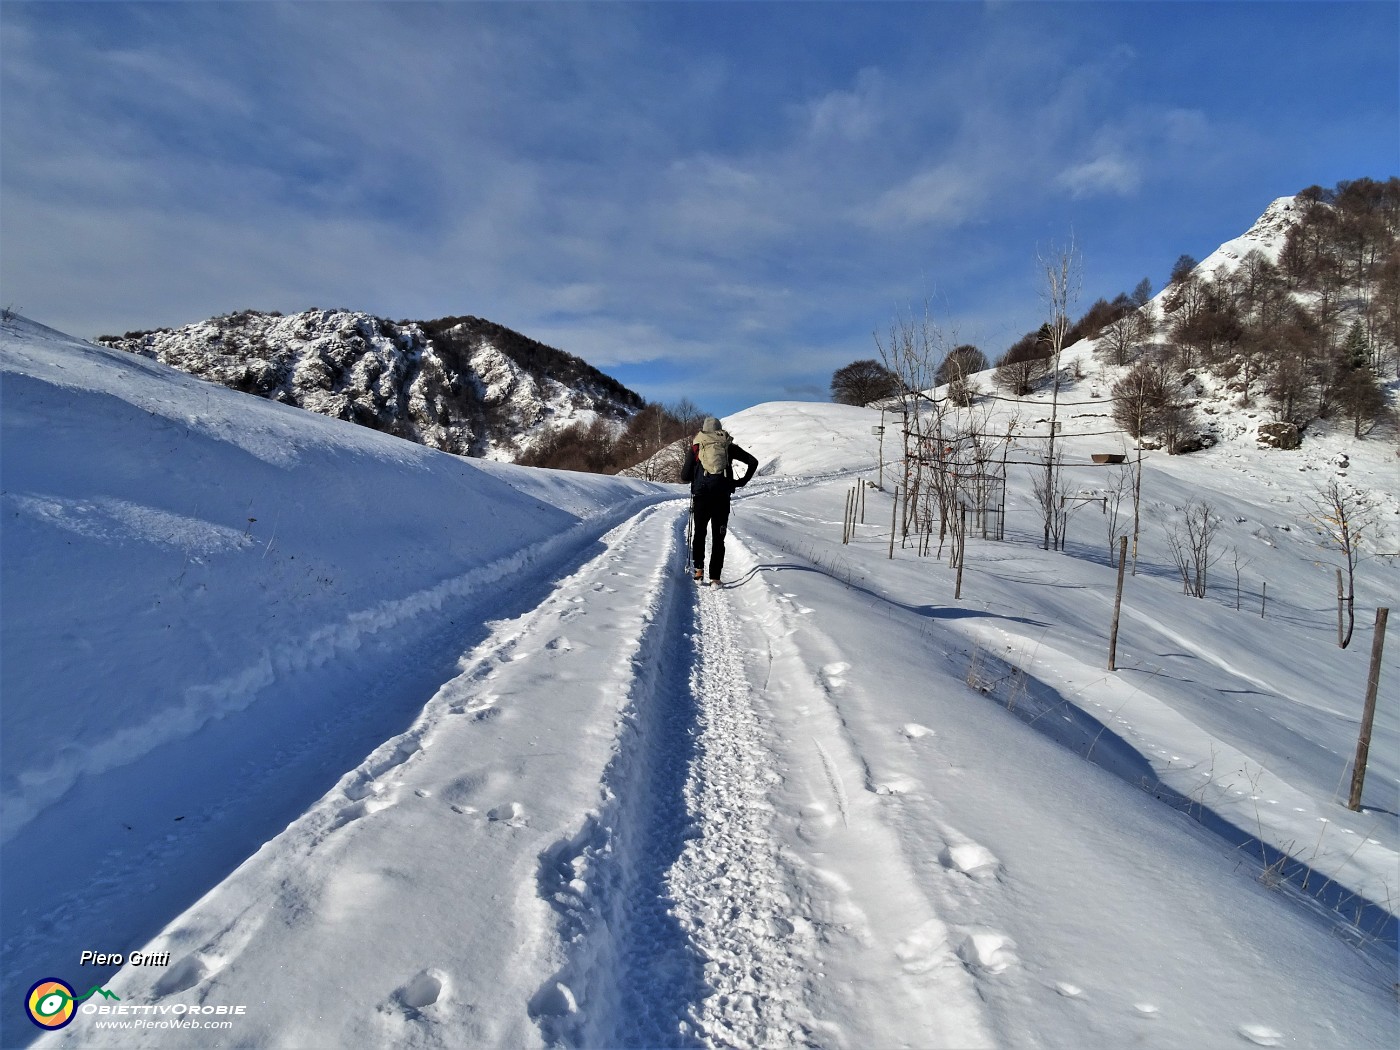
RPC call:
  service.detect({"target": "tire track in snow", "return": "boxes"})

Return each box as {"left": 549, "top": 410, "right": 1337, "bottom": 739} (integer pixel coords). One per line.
{"left": 666, "top": 582, "right": 813, "bottom": 1047}
{"left": 539, "top": 509, "right": 815, "bottom": 1048}
{"left": 533, "top": 506, "right": 709, "bottom": 1048}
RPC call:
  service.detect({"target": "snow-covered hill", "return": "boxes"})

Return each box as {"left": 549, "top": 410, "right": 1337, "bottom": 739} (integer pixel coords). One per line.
{"left": 95, "top": 309, "right": 644, "bottom": 461}
{"left": 2, "top": 311, "right": 1396, "bottom": 1049}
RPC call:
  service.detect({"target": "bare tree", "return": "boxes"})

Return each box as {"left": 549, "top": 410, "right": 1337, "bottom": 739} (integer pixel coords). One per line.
{"left": 1308, "top": 480, "right": 1377, "bottom": 648}
{"left": 937, "top": 344, "right": 988, "bottom": 407}
{"left": 993, "top": 335, "right": 1052, "bottom": 395}
{"left": 1164, "top": 500, "right": 1221, "bottom": 598}
{"left": 1098, "top": 313, "right": 1138, "bottom": 366}
{"left": 1038, "top": 237, "right": 1082, "bottom": 550}
{"left": 875, "top": 300, "right": 953, "bottom": 537}
{"left": 1031, "top": 451, "right": 1071, "bottom": 552}
{"left": 1103, "top": 464, "right": 1133, "bottom": 567}
{"left": 1229, "top": 547, "right": 1253, "bottom": 612}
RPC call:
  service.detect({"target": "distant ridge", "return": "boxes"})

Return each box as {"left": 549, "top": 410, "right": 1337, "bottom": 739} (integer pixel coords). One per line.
{"left": 98, "top": 308, "right": 644, "bottom": 462}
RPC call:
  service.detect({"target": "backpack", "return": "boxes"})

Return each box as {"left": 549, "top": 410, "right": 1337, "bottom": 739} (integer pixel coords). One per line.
{"left": 695, "top": 429, "right": 731, "bottom": 477}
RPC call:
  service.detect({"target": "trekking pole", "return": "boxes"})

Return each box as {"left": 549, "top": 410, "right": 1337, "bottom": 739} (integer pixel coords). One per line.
{"left": 684, "top": 497, "right": 695, "bottom": 576}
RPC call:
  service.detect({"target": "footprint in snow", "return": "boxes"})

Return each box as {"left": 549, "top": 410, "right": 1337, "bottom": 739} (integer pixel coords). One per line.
{"left": 938, "top": 843, "right": 1001, "bottom": 880}
{"left": 378, "top": 968, "right": 450, "bottom": 1023}
{"left": 1238, "top": 1024, "right": 1284, "bottom": 1046}
{"left": 894, "top": 920, "right": 949, "bottom": 976}
{"left": 872, "top": 775, "right": 920, "bottom": 796}
{"left": 955, "top": 927, "right": 1018, "bottom": 976}
{"left": 442, "top": 769, "right": 503, "bottom": 806}
{"left": 153, "top": 953, "right": 214, "bottom": 996}
{"left": 796, "top": 802, "right": 840, "bottom": 844}
{"left": 488, "top": 801, "right": 527, "bottom": 827}
{"left": 528, "top": 981, "right": 578, "bottom": 1021}
{"left": 335, "top": 784, "right": 397, "bottom": 829}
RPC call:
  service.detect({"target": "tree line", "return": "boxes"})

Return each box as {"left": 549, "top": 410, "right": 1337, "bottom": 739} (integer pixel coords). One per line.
{"left": 834, "top": 178, "right": 1399, "bottom": 450}
{"left": 515, "top": 399, "right": 709, "bottom": 479}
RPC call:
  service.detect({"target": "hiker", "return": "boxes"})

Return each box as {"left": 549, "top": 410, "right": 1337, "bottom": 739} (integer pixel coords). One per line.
{"left": 681, "top": 416, "right": 759, "bottom": 586}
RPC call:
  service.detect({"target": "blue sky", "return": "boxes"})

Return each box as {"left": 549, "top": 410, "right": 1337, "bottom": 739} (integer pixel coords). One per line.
{"left": 3, "top": 2, "right": 1396, "bottom": 416}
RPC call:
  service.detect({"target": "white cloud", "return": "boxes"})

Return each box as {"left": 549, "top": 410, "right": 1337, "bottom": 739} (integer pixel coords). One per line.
{"left": 859, "top": 163, "right": 989, "bottom": 229}
{"left": 800, "top": 68, "right": 885, "bottom": 142}
{"left": 1057, "top": 153, "right": 1142, "bottom": 198}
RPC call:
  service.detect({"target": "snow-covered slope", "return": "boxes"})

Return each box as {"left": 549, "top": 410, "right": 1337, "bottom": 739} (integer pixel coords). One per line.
{"left": 96, "top": 309, "right": 643, "bottom": 461}
{"left": 1196, "top": 194, "right": 1303, "bottom": 276}
{"left": 0, "top": 316, "right": 668, "bottom": 1046}
{"left": 3, "top": 312, "right": 1397, "bottom": 1049}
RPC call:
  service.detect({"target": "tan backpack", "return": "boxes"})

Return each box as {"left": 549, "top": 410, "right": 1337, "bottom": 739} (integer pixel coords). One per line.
{"left": 695, "top": 429, "right": 730, "bottom": 476}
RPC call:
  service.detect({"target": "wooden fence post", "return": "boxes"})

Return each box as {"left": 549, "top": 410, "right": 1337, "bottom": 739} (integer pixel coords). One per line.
{"left": 1337, "top": 570, "right": 1345, "bottom": 648}
{"left": 1109, "top": 535, "right": 1128, "bottom": 671}
{"left": 954, "top": 507, "right": 967, "bottom": 599}
{"left": 888, "top": 488, "right": 898, "bottom": 559}
{"left": 1348, "top": 608, "right": 1389, "bottom": 812}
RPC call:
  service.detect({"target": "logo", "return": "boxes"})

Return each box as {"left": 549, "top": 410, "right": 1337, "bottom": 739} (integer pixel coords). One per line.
{"left": 25, "top": 978, "right": 119, "bottom": 1030}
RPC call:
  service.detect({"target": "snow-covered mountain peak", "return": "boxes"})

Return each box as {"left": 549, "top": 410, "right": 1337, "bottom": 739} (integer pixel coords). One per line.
{"left": 1197, "top": 194, "right": 1303, "bottom": 278}
{"left": 97, "top": 307, "right": 644, "bottom": 461}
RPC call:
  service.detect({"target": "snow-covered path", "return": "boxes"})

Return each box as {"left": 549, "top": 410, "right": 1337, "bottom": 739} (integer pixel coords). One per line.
{"left": 37, "top": 494, "right": 1003, "bottom": 1049}
{"left": 35, "top": 487, "right": 1397, "bottom": 1049}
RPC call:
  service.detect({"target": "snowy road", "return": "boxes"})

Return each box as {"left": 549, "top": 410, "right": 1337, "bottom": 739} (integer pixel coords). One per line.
{"left": 36, "top": 488, "right": 1396, "bottom": 1050}
{"left": 41, "top": 497, "right": 998, "bottom": 1048}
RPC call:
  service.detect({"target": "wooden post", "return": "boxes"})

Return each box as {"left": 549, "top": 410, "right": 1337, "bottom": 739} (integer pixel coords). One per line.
{"left": 1337, "top": 570, "right": 1345, "bottom": 648}
{"left": 1348, "top": 608, "right": 1388, "bottom": 812}
{"left": 1261, "top": 581, "right": 1267, "bottom": 619}
{"left": 888, "top": 488, "right": 898, "bottom": 559}
{"left": 955, "top": 508, "right": 967, "bottom": 599}
{"left": 1109, "top": 535, "right": 1128, "bottom": 670}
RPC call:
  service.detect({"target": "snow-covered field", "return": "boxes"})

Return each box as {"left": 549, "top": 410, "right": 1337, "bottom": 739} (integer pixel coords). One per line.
{"left": 2, "top": 314, "right": 1397, "bottom": 1048}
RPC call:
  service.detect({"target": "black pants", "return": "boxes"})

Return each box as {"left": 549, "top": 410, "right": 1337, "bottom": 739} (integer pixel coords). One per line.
{"left": 691, "top": 491, "right": 731, "bottom": 580}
